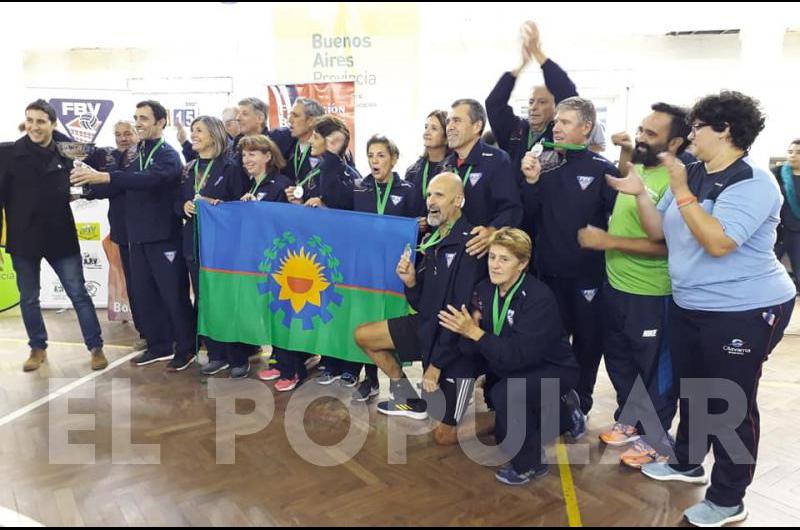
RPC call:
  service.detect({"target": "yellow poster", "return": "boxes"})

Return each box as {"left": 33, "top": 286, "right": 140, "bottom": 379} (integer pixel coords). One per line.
{"left": 270, "top": 3, "right": 420, "bottom": 167}
{"left": 76, "top": 222, "right": 102, "bottom": 241}
{"left": 0, "top": 212, "right": 20, "bottom": 312}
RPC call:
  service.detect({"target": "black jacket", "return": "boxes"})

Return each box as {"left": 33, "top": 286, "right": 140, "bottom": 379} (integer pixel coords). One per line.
{"left": 284, "top": 136, "right": 318, "bottom": 184}
{"left": 485, "top": 60, "right": 578, "bottom": 183}
{"left": 176, "top": 156, "right": 249, "bottom": 258}
{"left": 0, "top": 136, "right": 80, "bottom": 259}
{"left": 230, "top": 127, "right": 294, "bottom": 163}
{"left": 522, "top": 149, "right": 619, "bottom": 284}
{"left": 108, "top": 138, "right": 184, "bottom": 244}
{"left": 300, "top": 151, "right": 358, "bottom": 211}
{"left": 250, "top": 172, "right": 293, "bottom": 203}
{"left": 405, "top": 156, "right": 448, "bottom": 202}
{"left": 463, "top": 275, "right": 578, "bottom": 378}
{"left": 353, "top": 173, "right": 425, "bottom": 218}
{"left": 84, "top": 147, "right": 132, "bottom": 246}
{"left": 405, "top": 216, "right": 484, "bottom": 373}
{"left": 443, "top": 140, "right": 523, "bottom": 230}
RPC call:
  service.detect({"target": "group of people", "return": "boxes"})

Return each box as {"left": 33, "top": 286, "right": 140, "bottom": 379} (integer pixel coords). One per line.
{"left": 1, "top": 20, "right": 797, "bottom": 527}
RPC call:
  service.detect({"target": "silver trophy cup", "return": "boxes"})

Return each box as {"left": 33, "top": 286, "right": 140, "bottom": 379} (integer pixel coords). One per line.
{"left": 56, "top": 141, "right": 96, "bottom": 198}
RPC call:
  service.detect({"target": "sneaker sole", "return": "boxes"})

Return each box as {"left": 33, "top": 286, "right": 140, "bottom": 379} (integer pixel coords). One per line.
{"left": 166, "top": 357, "right": 196, "bottom": 373}
{"left": 642, "top": 467, "right": 709, "bottom": 485}
{"left": 257, "top": 374, "right": 281, "bottom": 382}
{"left": 202, "top": 365, "right": 230, "bottom": 376}
{"left": 601, "top": 435, "right": 640, "bottom": 447}
{"left": 135, "top": 354, "right": 175, "bottom": 366}
{"left": 685, "top": 509, "right": 748, "bottom": 528}
{"left": 317, "top": 377, "right": 341, "bottom": 386}
{"left": 377, "top": 408, "right": 428, "bottom": 421}
{"left": 351, "top": 390, "right": 379, "bottom": 403}
{"left": 340, "top": 381, "right": 358, "bottom": 389}
{"left": 275, "top": 382, "right": 299, "bottom": 392}
{"left": 495, "top": 468, "right": 548, "bottom": 486}
{"left": 495, "top": 475, "right": 530, "bottom": 486}
{"left": 230, "top": 373, "right": 250, "bottom": 380}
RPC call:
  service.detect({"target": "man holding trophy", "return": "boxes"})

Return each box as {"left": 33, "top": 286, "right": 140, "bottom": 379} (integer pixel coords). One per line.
{"left": 0, "top": 99, "right": 108, "bottom": 372}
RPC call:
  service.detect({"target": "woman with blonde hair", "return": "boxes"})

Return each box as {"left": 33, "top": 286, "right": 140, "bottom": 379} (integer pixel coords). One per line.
{"left": 439, "top": 227, "right": 583, "bottom": 486}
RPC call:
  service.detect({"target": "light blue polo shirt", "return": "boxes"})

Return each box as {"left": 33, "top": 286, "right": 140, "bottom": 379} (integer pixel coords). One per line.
{"left": 658, "top": 156, "right": 795, "bottom": 312}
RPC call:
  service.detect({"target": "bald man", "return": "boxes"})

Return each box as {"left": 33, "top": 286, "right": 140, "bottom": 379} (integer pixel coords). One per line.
{"left": 354, "top": 173, "right": 485, "bottom": 444}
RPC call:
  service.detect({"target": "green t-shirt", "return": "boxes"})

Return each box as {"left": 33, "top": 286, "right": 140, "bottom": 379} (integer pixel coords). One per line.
{"left": 606, "top": 164, "right": 672, "bottom": 296}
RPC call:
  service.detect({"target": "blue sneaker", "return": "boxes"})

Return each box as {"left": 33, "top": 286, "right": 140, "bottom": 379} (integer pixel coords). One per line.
{"left": 641, "top": 462, "right": 709, "bottom": 485}
{"left": 339, "top": 373, "right": 358, "bottom": 388}
{"left": 684, "top": 500, "right": 748, "bottom": 527}
{"left": 200, "top": 360, "right": 230, "bottom": 376}
{"left": 230, "top": 362, "right": 250, "bottom": 379}
{"left": 563, "top": 389, "right": 587, "bottom": 440}
{"left": 317, "top": 371, "right": 341, "bottom": 385}
{"left": 352, "top": 380, "right": 380, "bottom": 402}
{"left": 494, "top": 463, "right": 549, "bottom": 486}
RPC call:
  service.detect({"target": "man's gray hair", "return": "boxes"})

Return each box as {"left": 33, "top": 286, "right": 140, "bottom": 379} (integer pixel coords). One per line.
{"left": 238, "top": 97, "right": 269, "bottom": 122}
{"left": 556, "top": 97, "right": 596, "bottom": 130}
{"left": 451, "top": 98, "right": 487, "bottom": 134}
{"left": 295, "top": 98, "right": 325, "bottom": 119}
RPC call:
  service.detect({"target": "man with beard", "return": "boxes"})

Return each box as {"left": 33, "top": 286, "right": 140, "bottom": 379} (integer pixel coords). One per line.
{"left": 576, "top": 103, "right": 691, "bottom": 467}
{"left": 353, "top": 173, "right": 485, "bottom": 445}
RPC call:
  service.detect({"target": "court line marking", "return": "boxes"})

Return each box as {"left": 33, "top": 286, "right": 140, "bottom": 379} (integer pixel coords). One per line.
{"left": 556, "top": 437, "right": 583, "bottom": 527}
{"left": 0, "top": 349, "right": 142, "bottom": 429}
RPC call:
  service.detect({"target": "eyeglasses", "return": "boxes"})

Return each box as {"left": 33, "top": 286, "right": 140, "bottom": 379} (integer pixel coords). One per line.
{"left": 691, "top": 122, "right": 711, "bottom": 133}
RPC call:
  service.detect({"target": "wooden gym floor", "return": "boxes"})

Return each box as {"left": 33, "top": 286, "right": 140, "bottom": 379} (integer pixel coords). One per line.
{"left": 0, "top": 305, "right": 799, "bottom": 527}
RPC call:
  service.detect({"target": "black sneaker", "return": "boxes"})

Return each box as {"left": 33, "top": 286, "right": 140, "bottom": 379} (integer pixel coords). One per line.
{"left": 377, "top": 396, "right": 428, "bottom": 420}
{"left": 495, "top": 463, "right": 549, "bottom": 486}
{"left": 132, "top": 350, "right": 174, "bottom": 366}
{"left": 166, "top": 354, "right": 196, "bottom": 373}
{"left": 230, "top": 362, "right": 250, "bottom": 379}
{"left": 563, "top": 389, "right": 587, "bottom": 440}
{"left": 352, "top": 380, "right": 380, "bottom": 402}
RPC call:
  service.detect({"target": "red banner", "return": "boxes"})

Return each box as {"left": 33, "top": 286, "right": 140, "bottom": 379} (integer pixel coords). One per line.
{"left": 102, "top": 236, "right": 131, "bottom": 321}
{"left": 267, "top": 82, "right": 356, "bottom": 148}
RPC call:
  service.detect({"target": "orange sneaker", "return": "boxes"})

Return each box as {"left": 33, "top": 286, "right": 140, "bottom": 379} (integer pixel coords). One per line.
{"left": 620, "top": 439, "right": 668, "bottom": 469}
{"left": 599, "top": 423, "right": 640, "bottom": 447}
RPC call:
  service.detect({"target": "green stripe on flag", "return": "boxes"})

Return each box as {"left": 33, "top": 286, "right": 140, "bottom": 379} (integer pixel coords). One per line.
{"left": 198, "top": 270, "right": 409, "bottom": 364}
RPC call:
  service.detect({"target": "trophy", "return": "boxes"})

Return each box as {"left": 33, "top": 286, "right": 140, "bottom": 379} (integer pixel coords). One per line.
{"left": 56, "top": 141, "right": 96, "bottom": 198}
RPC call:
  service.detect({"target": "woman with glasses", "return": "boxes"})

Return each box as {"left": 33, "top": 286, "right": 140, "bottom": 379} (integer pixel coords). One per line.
{"left": 608, "top": 91, "right": 795, "bottom": 527}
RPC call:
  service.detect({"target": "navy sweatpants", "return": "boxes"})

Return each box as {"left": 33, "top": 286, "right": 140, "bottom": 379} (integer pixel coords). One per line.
{"left": 670, "top": 298, "right": 794, "bottom": 507}
{"left": 187, "top": 257, "right": 252, "bottom": 368}
{"left": 129, "top": 240, "right": 196, "bottom": 358}
{"left": 603, "top": 284, "right": 677, "bottom": 451}
{"left": 491, "top": 362, "right": 580, "bottom": 473}
{"left": 542, "top": 276, "right": 604, "bottom": 415}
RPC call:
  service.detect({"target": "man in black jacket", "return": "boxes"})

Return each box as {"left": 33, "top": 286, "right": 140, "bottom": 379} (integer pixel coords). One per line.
{"left": 354, "top": 172, "right": 484, "bottom": 445}
{"left": 0, "top": 99, "right": 107, "bottom": 372}
{"left": 443, "top": 99, "right": 523, "bottom": 258}
{"left": 521, "top": 96, "right": 619, "bottom": 417}
{"left": 85, "top": 120, "right": 147, "bottom": 350}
